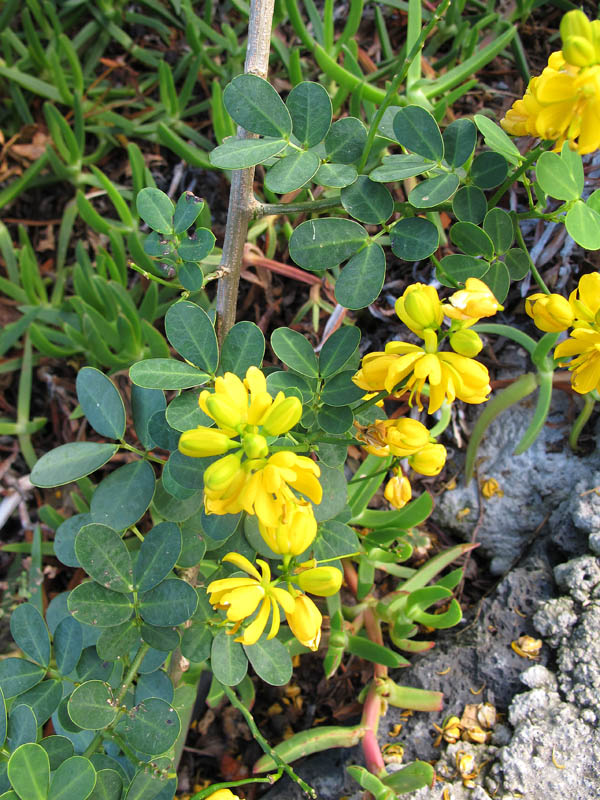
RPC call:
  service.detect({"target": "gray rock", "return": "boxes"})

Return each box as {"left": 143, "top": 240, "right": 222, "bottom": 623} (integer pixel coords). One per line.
{"left": 557, "top": 601, "right": 600, "bottom": 719}
{"left": 519, "top": 664, "right": 558, "bottom": 691}
{"left": 533, "top": 596, "right": 578, "bottom": 646}
{"left": 554, "top": 555, "right": 600, "bottom": 602}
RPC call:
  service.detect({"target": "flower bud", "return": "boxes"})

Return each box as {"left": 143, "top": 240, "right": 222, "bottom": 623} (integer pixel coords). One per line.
{"left": 591, "top": 20, "right": 600, "bottom": 61}
{"left": 395, "top": 284, "right": 442, "bottom": 334}
{"left": 261, "top": 396, "right": 302, "bottom": 436}
{"left": 447, "top": 278, "right": 503, "bottom": 319}
{"left": 560, "top": 10, "right": 593, "bottom": 47}
{"left": 384, "top": 474, "right": 412, "bottom": 509}
{"left": 562, "top": 35, "right": 596, "bottom": 66}
{"left": 285, "top": 594, "right": 322, "bottom": 650}
{"left": 385, "top": 418, "right": 430, "bottom": 457}
{"left": 203, "top": 453, "right": 242, "bottom": 491}
{"left": 204, "top": 394, "right": 244, "bottom": 430}
{"left": 242, "top": 433, "right": 269, "bottom": 459}
{"left": 296, "top": 566, "right": 342, "bottom": 597}
{"left": 408, "top": 443, "right": 447, "bottom": 476}
{"left": 525, "top": 292, "right": 574, "bottom": 332}
{"left": 178, "top": 426, "right": 235, "bottom": 458}
{"left": 206, "top": 791, "right": 239, "bottom": 800}
{"left": 259, "top": 502, "right": 317, "bottom": 555}
{"left": 449, "top": 328, "right": 483, "bottom": 357}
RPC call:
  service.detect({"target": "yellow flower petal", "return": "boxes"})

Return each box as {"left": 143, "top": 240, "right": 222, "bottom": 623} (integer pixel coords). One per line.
{"left": 222, "top": 552, "right": 262, "bottom": 580}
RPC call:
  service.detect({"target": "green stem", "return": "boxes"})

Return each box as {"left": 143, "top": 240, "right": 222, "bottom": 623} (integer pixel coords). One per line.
{"left": 220, "top": 682, "right": 317, "bottom": 798}
{"left": 352, "top": 390, "right": 388, "bottom": 415}
{"left": 428, "top": 401, "right": 452, "bottom": 438}
{"left": 473, "top": 322, "right": 538, "bottom": 357}
{"left": 513, "top": 370, "right": 552, "bottom": 455}
{"left": 17, "top": 334, "right": 37, "bottom": 470}
{"left": 514, "top": 223, "right": 551, "bottom": 294}
{"left": 191, "top": 776, "right": 282, "bottom": 800}
{"left": 120, "top": 441, "right": 167, "bottom": 464}
{"left": 569, "top": 393, "right": 596, "bottom": 451}
{"left": 406, "top": 0, "right": 422, "bottom": 92}
{"left": 256, "top": 196, "right": 341, "bottom": 217}
{"left": 129, "top": 261, "right": 182, "bottom": 288}
{"left": 487, "top": 142, "right": 548, "bottom": 209}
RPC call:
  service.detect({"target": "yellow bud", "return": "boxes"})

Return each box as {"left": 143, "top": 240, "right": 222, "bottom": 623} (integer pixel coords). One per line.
{"left": 591, "top": 20, "right": 600, "bottom": 60}
{"left": 408, "top": 443, "right": 447, "bottom": 476}
{"left": 242, "top": 433, "right": 269, "bottom": 459}
{"left": 178, "top": 426, "right": 235, "bottom": 458}
{"left": 384, "top": 474, "right": 411, "bottom": 509}
{"left": 203, "top": 453, "right": 242, "bottom": 491}
{"left": 525, "top": 292, "right": 574, "bottom": 332}
{"left": 261, "top": 396, "right": 302, "bottom": 436}
{"left": 560, "top": 10, "right": 593, "bottom": 46}
{"left": 449, "top": 328, "right": 483, "bottom": 357}
{"left": 384, "top": 418, "right": 431, "bottom": 457}
{"left": 285, "top": 594, "right": 322, "bottom": 650}
{"left": 395, "top": 284, "right": 442, "bottom": 334}
{"left": 296, "top": 566, "right": 342, "bottom": 597}
{"left": 447, "top": 278, "right": 503, "bottom": 319}
{"left": 258, "top": 501, "right": 317, "bottom": 555}
{"left": 205, "top": 394, "right": 244, "bottom": 430}
{"left": 206, "top": 791, "right": 239, "bottom": 800}
{"left": 563, "top": 34, "right": 596, "bottom": 66}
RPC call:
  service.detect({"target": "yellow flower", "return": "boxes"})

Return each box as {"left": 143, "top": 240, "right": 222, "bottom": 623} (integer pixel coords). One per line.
{"left": 384, "top": 474, "right": 412, "bottom": 509}
{"left": 395, "top": 283, "right": 443, "bottom": 336}
{"left": 408, "top": 442, "right": 447, "bottom": 476}
{"left": 285, "top": 594, "right": 322, "bottom": 651}
{"left": 444, "top": 278, "right": 503, "bottom": 320}
{"left": 361, "top": 417, "right": 431, "bottom": 458}
{"left": 205, "top": 791, "right": 239, "bottom": 800}
{"left": 295, "top": 566, "right": 342, "bottom": 597}
{"left": 569, "top": 272, "right": 600, "bottom": 327}
{"left": 525, "top": 292, "right": 575, "bottom": 332}
{"left": 555, "top": 326, "right": 600, "bottom": 393}
{"left": 481, "top": 478, "right": 504, "bottom": 499}
{"left": 501, "top": 50, "right": 600, "bottom": 154}
{"left": 258, "top": 499, "right": 317, "bottom": 556}
{"left": 207, "top": 553, "right": 295, "bottom": 646}
{"left": 353, "top": 337, "right": 491, "bottom": 414}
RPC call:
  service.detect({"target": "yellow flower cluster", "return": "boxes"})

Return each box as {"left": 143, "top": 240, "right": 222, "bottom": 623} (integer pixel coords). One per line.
{"left": 501, "top": 11, "right": 600, "bottom": 154}
{"left": 358, "top": 417, "right": 447, "bottom": 476}
{"left": 528, "top": 272, "right": 600, "bottom": 394}
{"left": 206, "top": 553, "right": 341, "bottom": 650}
{"left": 353, "top": 279, "right": 500, "bottom": 414}
{"left": 179, "top": 367, "right": 322, "bottom": 531}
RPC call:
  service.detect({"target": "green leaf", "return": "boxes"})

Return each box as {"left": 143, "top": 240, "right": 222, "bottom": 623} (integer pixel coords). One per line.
{"left": 340, "top": 176, "right": 393, "bottom": 224}
{"left": 131, "top": 386, "right": 166, "bottom": 451}
{"left": 136, "top": 189, "right": 174, "bottom": 235}
{"left": 271, "top": 327, "right": 318, "bottom": 377}
{"left": 408, "top": 173, "right": 459, "bottom": 208}
{"left": 443, "top": 118, "right": 476, "bottom": 168}
{"left": 566, "top": 201, "right": 600, "bottom": 249}
{"left": 587, "top": 188, "right": 600, "bottom": 214}
{"left": 314, "top": 521, "right": 360, "bottom": 570}
{"left": 139, "top": 620, "right": 181, "bottom": 651}
{"left": 481, "top": 261, "right": 510, "bottom": 303}
{"left": 317, "top": 404, "right": 353, "bottom": 434}
{"left": 393, "top": 106, "right": 443, "bottom": 161}
{"left": 40, "top": 736, "right": 74, "bottom": 771}
{"left": 134, "top": 523, "right": 181, "bottom": 593}
{"left": 320, "top": 371, "right": 364, "bottom": 406}
{"left": 165, "top": 392, "right": 211, "bottom": 432}
{"left": 148, "top": 411, "right": 180, "bottom": 452}
{"left": 116, "top": 697, "right": 180, "bottom": 755}
{"left": 335, "top": 243, "right": 385, "bottom": 310}
{"left": 165, "top": 301, "right": 218, "bottom": 373}
{"left": 177, "top": 525, "right": 206, "bottom": 568}
{"left": 7, "top": 744, "right": 50, "bottom": 800}
{"left": 369, "top": 154, "right": 432, "bottom": 182}
{"left": 390, "top": 217, "right": 439, "bottom": 261}
{"left": 88, "top": 769, "right": 122, "bottom": 800}
{"left": 76, "top": 368, "right": 125, "bottom": 440}
{"left": 266, "top": 371, "right": 312, "bottom": 402}
{"left": 324, "top": 117, "right": 367, "bottom": 164}
{"left": 313, "top": 163, "right": 357, "bottom": 188}
{"left": 31, "top": 443, "right": 119, "bottom": 488}
{"left": 382, "top": 761, "right": 435, "bottom": 793}
{"left": 176, "top": 229, "right": 215, "bottom": 262}
{"left": 53, "top": 617, "right": 83, "bottom": 675}
{"left": 135, "top": 670, "right": 173, "bottom": 705}
{"left": 210, "top": 137, "right": 287, "bottom": 169}
{"left": 452, "top": 185, "right": 487, "bottom": 224}
{"left": 75, "top": 524, "right": 133, "bottom": 592}
{"left": 474, "top": 114, "right": 522, "bottom": 166}
{"left": 67, "top": 681, "right": 117, "bottom": 731}
{"left": 470, "top": 151, "right": 508, "bottom": 189}
{"left": 210, "top": 630, "right": 248, "bottom": 686}
{"left": 450, "top": 221, "right": 494, "bottom": 259}
{"left": 220, "top": 321, "right": 265, "bottom": 377}
{"left": 68, "top": 583, "right": 133, "bottom": 627}
{"left": 313, "top": 465, "right": 348, "bottom": 523}
{"left": 286, "top": 81, "right": 332, "bottom": 147}
{"left": 0, "top": 688, "right": 5, "bottom": 751}
{"left": 504, "top": 247, "right": 530, "bottom": 280}
{"left": 289, "top": 217, "right": 368, "bottom": 270}
{"left": 130, "top": 358, "right": 210, "bottom": 390}
{"left": 265, "top": 150, "right": 320, "bottom": 194}
{"left": 165, "top": 450, "right": 206, "bottom": 492}
{"left": 55, "top": 513, "right": 91, "bottom": 568}
{"left": 173, "top": 191, "right": 204, "bottom": 234}
{"left": 152, "top": 480, "right": 203, "bottom": 522}
{"left": 224, "top": 74, "right": 291, "bottom": 137}
{"left": 244, "top": 636, "right": 293, "bottom": 686}
{"left": 14, "top": 680, "right": 61, "bottom": 726}
{"left": 346, "top": 634, "right": 408, "bottom": 668}
{"left": 138, "top": 578, "right": 198, "bottom": 626}
{"left": 436, "top": 254, "right": 490, "bottom": 288}
{"left": 10, "top": 603, "right": 50, "bottom": 667}
{"left": 124, "top": 770, "right": 173, "bottom": 800}
{"left": 48, "top": 756, "right": 96, "bottom": 800}
{"left": 7, "top": 705, "right": 37, "bottom": 750}
{"left": 483, "top": 208, "right": 514, "bottom": 254}
{"left": 90, "top": 460, "right": 155, "bottom": 531}
{"left": 319, "top": 327, "right": 360, "bottom": 378}
{"left": 96, "top": 621, "right": 140, "bottom": 661}
{"left": 0, "top": 659, "right": 45, "bottom": 699}
{"left": 181, "top": 623, "right": 212, "bottom": 663}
